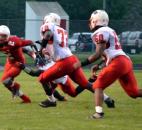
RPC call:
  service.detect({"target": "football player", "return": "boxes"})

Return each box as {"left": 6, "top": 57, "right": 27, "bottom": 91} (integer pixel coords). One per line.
{"left": 0, "top": 25, "right": 33, "bottom": 103}
{"left": 36, "top": 13, "right": 115, "bottom": 108}
{"left": 22, "top": 46, "right": 67, "bottom": 103}
{"left": 81, "top": 10, "right": 142, "bottom": 119}
{"left": 21, "top": 46, "right": 115, "bottom": 108}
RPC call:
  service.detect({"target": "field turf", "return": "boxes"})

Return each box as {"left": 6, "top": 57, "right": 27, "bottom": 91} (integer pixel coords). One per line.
{"left": 0, "top": 70, "right": 142, "bottom": 130}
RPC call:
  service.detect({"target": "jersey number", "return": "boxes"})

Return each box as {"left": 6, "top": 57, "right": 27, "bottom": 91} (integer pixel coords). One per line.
{"left": 113, "top": 32, "right": 121, "bottom": 49}
{"left": 94, "top": 34, "right": 104, "bottom": 43}
{"left": 57, "top": 29, "right": 68, "bottom": 47}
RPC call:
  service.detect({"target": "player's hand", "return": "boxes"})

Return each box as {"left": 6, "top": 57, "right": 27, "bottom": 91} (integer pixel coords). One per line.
{"left": 81, "top": 58, "right": 90, "bottom": 67}
{"left": 30, "top": 42, "right": 36, "bottom": 48}
{"left": 15, "top": 62, "right": 25, "bottom": 69}
{"left": 35, "top": 40, "right": 42, "bottom": 44}
{"left": 34, "top": 56, "right": 45, "bottom": 66}
{"left": 91, "top": 64, "right": 99, "bottom": 74}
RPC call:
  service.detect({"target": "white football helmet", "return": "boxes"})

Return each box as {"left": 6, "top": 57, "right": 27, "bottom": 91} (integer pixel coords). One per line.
{"left": 89, "top": 10, "right": 109, "bottom": 30}
{"left": 43, "top": 13, "right": 61, "bottom": 26}
{"left": 0, "top": 25, "right": 10, "bottom": 43}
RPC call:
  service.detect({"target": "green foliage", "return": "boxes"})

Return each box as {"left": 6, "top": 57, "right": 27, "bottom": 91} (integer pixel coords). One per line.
{"left": 0, "top": 0, "right": 25, "bottom": 19}
{"left": 0, "top": 0, "right": 142, "bottom": 21}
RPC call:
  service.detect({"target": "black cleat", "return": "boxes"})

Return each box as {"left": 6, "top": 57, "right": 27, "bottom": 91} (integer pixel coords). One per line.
{"left": 39, "top": 99, "right": 56, "bottom": 108}
{"left": 57, "top": 96, "right": 67, "bottom": 101}
{"left": 104, "top": 98, "right": 115, "bottom": 108}
{"left": 90, "top": 112, "right": 104, "bottom": 119}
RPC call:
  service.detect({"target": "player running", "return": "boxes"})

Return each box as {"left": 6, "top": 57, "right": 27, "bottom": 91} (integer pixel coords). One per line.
{"left": 21, "top": 46, "right": 115, "bottom": 108}
{"left": 0, "top": 25, "right": 33, "bottom": 103}
{"left": 34, "top": 13, "right": 115, "bottom": 108}
{"left": 81, "top": 10, "right": 142, "bottom": 119}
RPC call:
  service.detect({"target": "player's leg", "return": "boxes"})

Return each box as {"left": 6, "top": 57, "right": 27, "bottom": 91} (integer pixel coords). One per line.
{"left": 70, "top": 67, "right": 93, "bottom": 91}
{"left": 38, "top": 56, "right": 80, "bottom": 105}
{"left": 53, "top": 90, "right": 67, "bottom": 101}
{"left": 117, "top": 56, "right": 142, "bottom": 98}
{"left": 38, "top": 55, "right": 84, "bottom": 85}
{"left": 39, "top": 82, "right": 66, "bottom": 107}
{"left": 69, "top": 67, "right": 114, "bottom": 107}
{"left": 119, "top": 70, "right": 142, "bottom": 98}
{"left": 1, "top": 63, "right": 31, "bottom": 103}
{"left": 92, "top": 56, "right": 132, "bottom": 119}
{"left": 58, "top": 77, "right": 77, "bottom": 97}
{"left": 91, "top": 68, "right": 118, "bottom": 118}
{"left": 39, "top": 82, "right": 57, "bottom": 107}
{"left": 39, "top": 81, "right": 67, "bottom": 107}
{"left": 1, "top": 62, "right": 18, "bottom": 93}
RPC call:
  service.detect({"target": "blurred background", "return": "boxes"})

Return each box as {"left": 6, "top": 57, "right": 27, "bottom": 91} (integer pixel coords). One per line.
{"left": 0, "top": 0, "right": 142, "bottom": 68}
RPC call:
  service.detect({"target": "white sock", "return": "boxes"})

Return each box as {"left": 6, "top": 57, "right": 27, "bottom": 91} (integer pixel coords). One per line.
{"left": 18, "top": 90, "right": 24, "bottom": 97}
{"left": 48, "top": 94, "right": 56, "bottom": 102}
{"left": 95, "top": 106, "right": 103, "bottom": 113}
{"left": 103, "top": 93, "right": 109, "bottom": 101}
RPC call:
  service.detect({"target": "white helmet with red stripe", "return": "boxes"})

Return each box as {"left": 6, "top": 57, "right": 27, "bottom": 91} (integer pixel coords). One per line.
{"left": 43, "top": 13, "right": 61, "bottom": 26}
{"left": 0, "top": 25, "right": 10, "bottom": 43}
{"left": 89, "top": 10, "right": 109, "bottom": 30}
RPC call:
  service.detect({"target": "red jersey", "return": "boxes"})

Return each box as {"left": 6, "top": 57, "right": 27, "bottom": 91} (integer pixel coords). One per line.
{"left": 0, "top": 36, "right": 32, "bottom": 64}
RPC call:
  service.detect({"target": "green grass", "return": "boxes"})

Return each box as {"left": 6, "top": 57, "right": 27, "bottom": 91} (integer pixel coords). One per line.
{"left": 74, "top": 52, "right": 142, "bottom": 64}
{"left": 0, "top": 70, "right": 142, "bottom": 130}
{"left": 0, "top": 52, "right": 142, "bottom": 66}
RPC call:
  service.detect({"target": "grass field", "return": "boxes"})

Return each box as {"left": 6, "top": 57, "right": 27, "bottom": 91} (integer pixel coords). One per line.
{"left": 0, "top": 70, "right": 142, "bottom": 130}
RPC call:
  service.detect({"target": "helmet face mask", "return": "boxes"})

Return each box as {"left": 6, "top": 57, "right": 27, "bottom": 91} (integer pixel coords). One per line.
{"left": 43, "top": 13, "right": 61, "bottom": 26}
{"left": 89, "top": 17, "right": 97, "bottom": 30}
{"left": 89, "top": 10, "right": 109, "bottom": 30}
{"left": 0, "top": 25, "right": 10, "bottom": 43}
{"left": 43, "top": 14, "right": 50, "bottom": 24}
{"left": 0, "top": 34, "right": 8, "bottom": 43}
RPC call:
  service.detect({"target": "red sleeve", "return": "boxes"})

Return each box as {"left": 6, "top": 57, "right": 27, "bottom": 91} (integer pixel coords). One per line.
{"left": 9, "top": 36, "right": 33, "bottom": 47}
{"left": 21, "top": 39, "right": 33, "bottom": 46}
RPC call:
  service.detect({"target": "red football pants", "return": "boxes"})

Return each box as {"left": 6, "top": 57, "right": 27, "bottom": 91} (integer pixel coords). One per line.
{"left": 1, "top": 61, "right": 21, "bottom": 81}
{"left": 58, "top": 77, "right": 77, "bottom": 97}
{"left": 38, "top": 55, "right": 89, "bottom": 89}
{"left": 93, "top": 55, "right": 139, "bottom": 97}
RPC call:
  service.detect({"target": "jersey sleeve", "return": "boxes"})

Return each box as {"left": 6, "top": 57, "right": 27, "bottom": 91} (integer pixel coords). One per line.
{"left": 8, "top": 36, "right": 33, "bottom": 47}
{"left": 20, "top": 39, "right": 33, "bottom": 46}
{"left": 92, "top": 31, "right": 109, "bottom": 44}
{"left": 40, "top": 23, "right": 54, "bottom": 41}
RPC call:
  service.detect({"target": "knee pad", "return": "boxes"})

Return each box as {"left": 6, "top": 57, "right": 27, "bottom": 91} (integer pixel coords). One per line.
{"left": 2, "top": 78, "right": 13, "bottom": 87}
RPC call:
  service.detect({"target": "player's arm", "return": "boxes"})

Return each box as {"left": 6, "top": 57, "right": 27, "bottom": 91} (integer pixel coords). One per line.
{"left": 81, "top": 43, "right": 106, "bottom": 66}
{"left": 22, "top": 47, "right": 36, "bottom": 60}
{"left": 12, "top": 36, "right": 34, "bottom": 47}
{"left": 40, "top": 29, "right": 53, "bottom": 48}
{"left": 92, "top": 58, "right": 106, "bottom": 71}
{"left": 81, "top": 32, "right": 108, "bottom": 66}
{"left": 22, "top": 39, "right": 33, "bottom": 46}
{"left": 21, "top": 64, "right": 43, "bottom": 77}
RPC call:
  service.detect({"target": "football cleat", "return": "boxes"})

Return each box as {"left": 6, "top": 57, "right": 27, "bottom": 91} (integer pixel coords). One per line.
{"left": 91, "top": 112, "right": 104, "bottom": 119}
{"left": 56, "top": 96, "right": 67, "bottom": 101}
{"left": 104, "top": 98, "right": 115, "bottom": 108}
{"left": 20, "top": 95, "right": 31, "bottom": 103}
{"left": 39, "top": 99, "right": 56, "bottom": 108}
